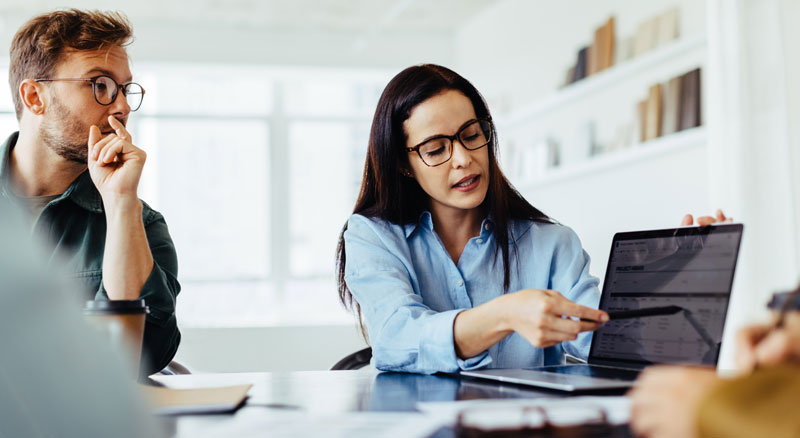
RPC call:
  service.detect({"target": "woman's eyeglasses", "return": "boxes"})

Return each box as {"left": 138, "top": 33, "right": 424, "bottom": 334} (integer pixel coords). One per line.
{"left": 406, "top": 118, "right": 493, "bottom": 167}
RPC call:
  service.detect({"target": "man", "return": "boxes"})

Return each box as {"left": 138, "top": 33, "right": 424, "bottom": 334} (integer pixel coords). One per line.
{"left": 630, "top": 317, "right": 800, "bottom": 438}
{"left": 630, "top": 212, "right": 800, "bottom": 437}
{"left": 2, "top": 9, "right": 179, "bottom": 375}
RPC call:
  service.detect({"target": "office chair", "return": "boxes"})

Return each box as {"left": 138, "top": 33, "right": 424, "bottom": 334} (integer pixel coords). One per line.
{"left": 330, "top": 347, "right": 372, "bottom": 370}
{"left": 159, "top": 360, "right": 192, "bottom": 375}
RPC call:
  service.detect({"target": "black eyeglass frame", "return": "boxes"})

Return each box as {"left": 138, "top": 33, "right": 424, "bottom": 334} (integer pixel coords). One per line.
{"left": 34, "top": 75, "right": 145, "bottom": 111}
{"left": 405, "top": 117, "right": 493, "bottom": 167}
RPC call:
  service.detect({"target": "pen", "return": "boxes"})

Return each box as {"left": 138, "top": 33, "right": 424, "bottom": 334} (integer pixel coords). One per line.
{"left": 771, "top": 284, "right": 800, "bottom": 329}
{"left": 607, "top": 305, "right": 684, "bottom": 320}
{"left": 580, "top": 305, "right": 684, "bottom": 322}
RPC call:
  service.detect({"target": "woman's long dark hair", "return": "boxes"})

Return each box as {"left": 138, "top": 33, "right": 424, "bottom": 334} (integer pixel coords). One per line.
{"left": 336, "top": 64, "right": 553, "bottom": 338}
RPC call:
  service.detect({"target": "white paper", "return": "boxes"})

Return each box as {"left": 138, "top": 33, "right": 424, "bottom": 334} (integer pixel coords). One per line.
{"left": 176, "top": 411, "right": 445, "bottom": 438}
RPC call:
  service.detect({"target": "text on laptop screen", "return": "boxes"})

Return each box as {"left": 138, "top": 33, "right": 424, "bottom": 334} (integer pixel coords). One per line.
{"left": 591, "top": 226, "right": 742, "bottom": 365}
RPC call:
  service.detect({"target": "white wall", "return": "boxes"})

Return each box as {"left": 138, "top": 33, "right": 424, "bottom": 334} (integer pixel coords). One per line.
{"left": 174, "top": 325, "right": 367, "bottom": 373}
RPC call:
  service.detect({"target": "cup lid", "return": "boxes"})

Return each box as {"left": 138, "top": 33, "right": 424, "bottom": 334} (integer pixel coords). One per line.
{"left": 84, "top": 299, "right": 149, "bottom": 314}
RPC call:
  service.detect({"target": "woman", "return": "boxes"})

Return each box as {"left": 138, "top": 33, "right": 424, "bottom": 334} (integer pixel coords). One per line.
{"left": 335, "top": 64, "right": 609, "bottom": 374}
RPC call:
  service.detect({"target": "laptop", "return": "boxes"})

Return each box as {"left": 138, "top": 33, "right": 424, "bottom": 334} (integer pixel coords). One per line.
{"left": 461, "top": 223, "right": 744, "bottom": 391}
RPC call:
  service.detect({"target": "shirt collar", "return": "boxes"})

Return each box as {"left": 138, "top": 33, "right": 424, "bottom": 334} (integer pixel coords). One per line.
{"left": 403, "top": 211, "right": 433, "bottom": 238}
{"left": 0, "top": 131, "right": 103, "bottom": 214}
{"left": 403, "top": 210, "right": 496, "bottom": 239}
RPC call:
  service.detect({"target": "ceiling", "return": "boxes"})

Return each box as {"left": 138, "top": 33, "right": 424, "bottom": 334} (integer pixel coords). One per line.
{"left": 0, "top": 0, "right": 500, "bottom": 67}
{"left": 0, "top": 0, "right": 495, "bottom": 33}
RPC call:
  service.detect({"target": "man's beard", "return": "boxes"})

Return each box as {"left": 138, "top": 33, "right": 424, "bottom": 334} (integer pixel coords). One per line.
{"left": 39, "top": 97, "right": 93, "bottom": 164}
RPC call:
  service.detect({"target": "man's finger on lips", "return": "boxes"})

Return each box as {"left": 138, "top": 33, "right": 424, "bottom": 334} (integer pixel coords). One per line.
{"left": 108, "top": 116, "right": 130, "bottom": 140}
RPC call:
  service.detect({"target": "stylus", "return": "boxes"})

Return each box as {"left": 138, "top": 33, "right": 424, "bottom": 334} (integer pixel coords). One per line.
{"left": 606, "top": 305, "right": 684, "bottom": 320}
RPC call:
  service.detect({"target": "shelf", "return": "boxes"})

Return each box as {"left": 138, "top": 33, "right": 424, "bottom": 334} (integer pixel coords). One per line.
{"left": 501, "top": 35, "right": 707, "bottom": 127}
{"left": 516, "top": 126, "right": 706, "bottom": 190}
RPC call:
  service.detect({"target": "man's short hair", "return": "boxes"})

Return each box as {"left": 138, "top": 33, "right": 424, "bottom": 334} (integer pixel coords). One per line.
{"left": 8, "top": 9, "right": 133, "bottom": 120}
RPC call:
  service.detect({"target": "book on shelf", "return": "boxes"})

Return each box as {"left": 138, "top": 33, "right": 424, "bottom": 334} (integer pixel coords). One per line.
{"left": 599, "top": 17, "right": 616, "bottom": 71}
{"left": 564, "top": 16, "right": 615, "bottom": 84}
{"left": 679, "top": 68, "right": 702, "bottom": 130}
{"left": 661, "top": 76, "right": 682, "bottom": 135}
{"left": 565, "top": 65, "right": 576, "bottom": 85}
{"left": 615, "top": 35, "right": 634, "bottom": 65}
{"left": 633, "top": 17, "right": 658, "bottom": 56}
{"left": 573, "top": 46, "right": 588, "bottom": 82}
{"left": 644, "top": 83, "right": 663, "bottom": 141}
{"left": 590, "top": 17, "right": 615, "bottom": 74}
{"left": 657, "top": 8, "right": 679, "bottom": 46}
{"left": 587, "top": 37, "right": 597, "bottom": 76}
{"left": 637, "top": 99, "right": 648, "bottom": 143}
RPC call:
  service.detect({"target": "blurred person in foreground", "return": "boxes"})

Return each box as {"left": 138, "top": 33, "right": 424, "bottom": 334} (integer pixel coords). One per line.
{"left": 2, "top": 9, "right": 180, "bottom": 375}
{"left": 0, "top": 199, "right": 164, "bottom": 437}
{"left": 630, "top": 212, "right": 800, "bottom": 438}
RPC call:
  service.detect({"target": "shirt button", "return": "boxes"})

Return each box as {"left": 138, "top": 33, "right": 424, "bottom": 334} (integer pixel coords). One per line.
{"left": 458, "top": 280, "right": 464, "bottom": 287}
{"left": 476, "top": 238, "right": 483, "bottom": 244}
{"left": 484, "top": 224, "right": 491, "bottom": 230}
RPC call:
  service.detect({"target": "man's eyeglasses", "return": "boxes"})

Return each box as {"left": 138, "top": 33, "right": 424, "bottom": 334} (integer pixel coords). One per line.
{"left": 35, "top": 75, "right": 145, "bottom": 111}
{"left": 406, "top": 118, "right": 493, "bottom": 167}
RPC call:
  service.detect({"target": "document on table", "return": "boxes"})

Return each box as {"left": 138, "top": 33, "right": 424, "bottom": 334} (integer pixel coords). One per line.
{"left": 179, "top": 412, "right": 445, "bottom": 438}
{"left": 417, "top": 396, "right": 631, "bottom": 425}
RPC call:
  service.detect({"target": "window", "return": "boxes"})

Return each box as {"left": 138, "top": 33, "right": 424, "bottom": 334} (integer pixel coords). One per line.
{"left": 0, "top": 63, "right": 16, "bottom": 138}
{"left": 0, "top": 60, "right": 390, "bottom": 327}
{"left": 134, "top": 65, "right": 390, "bottom": 327}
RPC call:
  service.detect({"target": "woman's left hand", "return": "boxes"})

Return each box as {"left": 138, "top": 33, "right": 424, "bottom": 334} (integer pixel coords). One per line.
{"left": 681, "top": 209, "right": 732, "bottom": 226}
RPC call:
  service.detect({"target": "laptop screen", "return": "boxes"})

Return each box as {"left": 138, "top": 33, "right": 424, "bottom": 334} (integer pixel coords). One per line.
{"left": 589, "top": 224, "right": 743, "bottom": 366}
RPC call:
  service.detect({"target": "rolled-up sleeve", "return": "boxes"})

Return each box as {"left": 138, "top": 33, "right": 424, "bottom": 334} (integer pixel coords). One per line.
{"left": 547, "top": 226, "right": 601, "bottom": 361}
{"left": 95, "top": 209, "right": 180, "bottom": 376}
{"left": 344, "top": 215, "right": 491, "bottom": 374}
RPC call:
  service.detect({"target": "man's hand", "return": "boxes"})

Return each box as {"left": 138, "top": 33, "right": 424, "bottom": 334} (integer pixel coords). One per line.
{"left": 88, "top": 116, "right": 146, "bottom": 203}
{"left": 681, "top": 209, "right": 732, "bottom": 226}
{"left": 629, "top": 366, "right": 721, "bottom": 438}
{"left": 735, "top": 322, "right": 800, "bottom": 371}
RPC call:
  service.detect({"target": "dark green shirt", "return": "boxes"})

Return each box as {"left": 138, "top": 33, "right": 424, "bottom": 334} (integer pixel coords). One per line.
{"left": 0, "top": 132, "right": 180, "bottom": 375}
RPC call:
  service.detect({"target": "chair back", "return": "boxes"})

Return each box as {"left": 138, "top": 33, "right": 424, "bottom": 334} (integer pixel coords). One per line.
{"left": 331, "top": 347, "right": 372, "bottom": 370}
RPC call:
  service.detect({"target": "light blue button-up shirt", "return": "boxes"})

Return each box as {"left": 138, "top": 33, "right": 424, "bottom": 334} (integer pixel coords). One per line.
{"left": 344, "top": 211, "right": 601, "bottom": 374}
